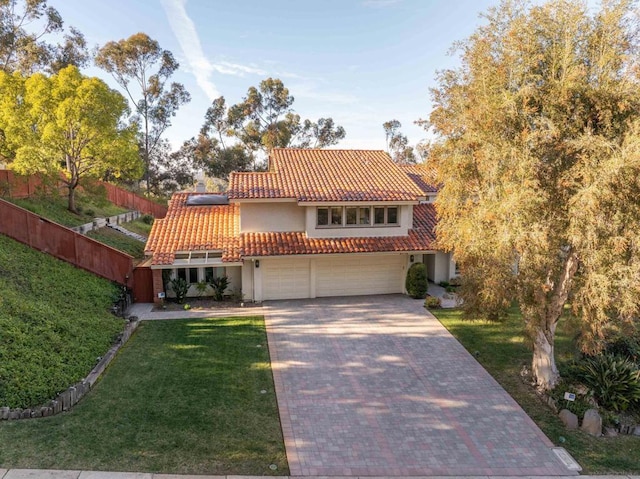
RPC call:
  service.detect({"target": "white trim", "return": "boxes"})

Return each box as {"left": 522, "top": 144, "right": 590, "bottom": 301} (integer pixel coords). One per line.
{"left": 301, "top": 200, "right": 419, "bottom": 206}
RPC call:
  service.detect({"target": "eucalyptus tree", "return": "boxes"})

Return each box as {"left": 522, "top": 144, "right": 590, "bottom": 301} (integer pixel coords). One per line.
{"left": 383, "top": 119, "right": 416, "bottom": 164}
{"left": 0, "top": 0, "right": 88, "bottom": 74}
{"left": 95, "top": 33, "right": 190, "bottom": 194}
{"left": 427, "top": 0, "right": 640, "bottom": 389}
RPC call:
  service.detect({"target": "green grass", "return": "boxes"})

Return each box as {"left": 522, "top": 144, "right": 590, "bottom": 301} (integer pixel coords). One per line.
{"left": 432, "top": 307, "right": 640, "bottom": 474}
{"left": 120, "top": 217, "right": 153, "bottom": 237}
{"left": 86, "top": 227, "right": 145, "bottom": 259}
{"left": 0, "top": 234, "right": 123, "bottom": 409}
{"left": 0, "top": 316, "right": 289, "bottom": 476}
{"left": 7, "top": 193, "right": 128, "bottom": 227}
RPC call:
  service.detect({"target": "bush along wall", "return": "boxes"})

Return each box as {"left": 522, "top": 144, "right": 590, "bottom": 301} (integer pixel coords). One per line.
{"left": 406, "top": 262, "right": 428, "bottom": 299}
{"left": 0, "top": 318, "right": 140, "bottom": 421}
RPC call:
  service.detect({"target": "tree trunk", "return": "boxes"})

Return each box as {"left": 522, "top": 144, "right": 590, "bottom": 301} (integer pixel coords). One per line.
{"left": 530, "top": 249, "right": 580, "bottom": 391}
{"left": 532, "top": 325, "right": 559, "bottom": 390}
{"left": 67, "top": 184, "right": 77, "bottom": 213}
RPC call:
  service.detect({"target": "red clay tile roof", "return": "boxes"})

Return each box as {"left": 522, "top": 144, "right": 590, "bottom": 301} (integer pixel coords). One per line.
{"left": 145, "top": 193, "right": 240, "bottom": 265}
{"left": 400, "top": 163, "right": 439, "bottom": 194}
{"left": 228, "top": 149, "right": 426, "bottom": 202}
{"left": 147, "top": 190, "right": 439, "bottom": 265}
{"left": 240, "top": 203, "right": 437, "bottom": 257}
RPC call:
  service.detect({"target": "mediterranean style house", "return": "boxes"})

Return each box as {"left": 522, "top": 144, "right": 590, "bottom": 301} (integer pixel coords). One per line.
{"left": 144, "top": 149, "right": 456, "bottom": 303}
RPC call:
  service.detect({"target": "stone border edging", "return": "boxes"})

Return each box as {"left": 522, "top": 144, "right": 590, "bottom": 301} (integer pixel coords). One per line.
{"left": 0, "top": 319, "right": 140, "bottom": 421}
{"left": 71, "top": 211, "right": 141, "bottom": 235}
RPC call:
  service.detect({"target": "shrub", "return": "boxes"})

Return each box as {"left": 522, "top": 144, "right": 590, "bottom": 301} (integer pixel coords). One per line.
{"left": 169, "top": 277, "right": 189, "bottom": 304}
{"left": 549, "top": 379, "right": 592, "bottom": 418}
{"left": 406, "top": 263, "right": 428, "bottom": 298}
{"left": 424, "top": 296, "right": 442, "bottom": 309}
{"left": 449, "top": 276, "right": 462, "bottom": 287}
{"left": 445, "top": 285, "right": 455, "bottom": 293}
{"left": 195, "top": 280, "right": 209, "bottom": 297}
{"left": 605, "top": 335, "right": 640, "bottom": 364}
{"left": 141, "top": 214, "right": 154, "bottom": 225}
{"left": 578, "top": 354, "right": 640, "bottom": 412}
{"left": 438, "top": 281, "right": 450, "bottom": 288}
{"left": 210, "top": 276, "right": 229, "bottom": 301}
{"left": 84, "top": 209, "right": 95, "bottom": 217}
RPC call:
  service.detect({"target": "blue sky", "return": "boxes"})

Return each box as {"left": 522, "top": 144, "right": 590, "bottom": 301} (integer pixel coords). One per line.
{"left": 49, "top": 0, "right": 499, "bottom": 151}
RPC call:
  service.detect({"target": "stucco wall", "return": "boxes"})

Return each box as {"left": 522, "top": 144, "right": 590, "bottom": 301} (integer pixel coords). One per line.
{"left": 240, "top": 202, "right": 305, "bottom": 232}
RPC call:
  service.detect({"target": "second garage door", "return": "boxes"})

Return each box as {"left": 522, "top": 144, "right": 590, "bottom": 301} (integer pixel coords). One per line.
{"left": 316, "top": 255, "right": 404, "bottom": 297}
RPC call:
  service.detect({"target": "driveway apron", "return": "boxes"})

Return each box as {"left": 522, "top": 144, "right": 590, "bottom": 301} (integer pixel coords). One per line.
{"left": 264, "top": 295, "right": 575, "bottom": 477}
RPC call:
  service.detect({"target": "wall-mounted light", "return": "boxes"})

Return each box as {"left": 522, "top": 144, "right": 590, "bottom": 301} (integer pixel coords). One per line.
{"left": 255, "top": 260, "right": 260, "bottom": 268}
{"left": 410, "top": 255, "right": 415, "bottom": 262}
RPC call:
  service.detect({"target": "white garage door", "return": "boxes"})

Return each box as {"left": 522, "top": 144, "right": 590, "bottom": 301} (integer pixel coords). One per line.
{"left": 316, "top": 255, "right": 404, "bottom": 297}
{"left": 263, "top": 258, "right": 311, "bottom": 300}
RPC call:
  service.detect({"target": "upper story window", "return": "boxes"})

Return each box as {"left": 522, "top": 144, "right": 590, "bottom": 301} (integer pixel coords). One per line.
{"left": 317, "top": 206, "right": 399, "bottom": 227}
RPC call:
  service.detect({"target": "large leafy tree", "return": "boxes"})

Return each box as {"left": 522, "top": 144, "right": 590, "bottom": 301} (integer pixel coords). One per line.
{"left": 0, "top": 0, "right": 88, "bottom": 74}
{"left": 0, "top": 66, "right": 141, "bottom": 212}
{"left": 95, "top": 33, "right": 190, "bottom": 194}
{"left": 427, "top": 0, "right": 640, "bottom": 390}
{"left": 227, "top": 78, "right": 345, "bottom": 158}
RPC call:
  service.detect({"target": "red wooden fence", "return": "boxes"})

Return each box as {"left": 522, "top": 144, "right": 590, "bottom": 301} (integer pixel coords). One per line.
{"left": 0, "top": 170, "right": 167, "bottom": 219}
{"left": 101, "top": 182, "right": 167, "bottom": 219}
{"left": 0, "top": 198, "right": 134, "bottom": 285}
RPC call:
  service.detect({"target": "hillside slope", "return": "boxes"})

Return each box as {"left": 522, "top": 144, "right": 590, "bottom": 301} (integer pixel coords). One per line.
{"left": 0, "top": 234, "right": 124, "bottom": 409}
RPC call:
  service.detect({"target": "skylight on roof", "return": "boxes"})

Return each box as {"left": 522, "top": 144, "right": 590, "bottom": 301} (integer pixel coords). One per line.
{"left": 186, "top": 194, "right": 229, "bottom": 206}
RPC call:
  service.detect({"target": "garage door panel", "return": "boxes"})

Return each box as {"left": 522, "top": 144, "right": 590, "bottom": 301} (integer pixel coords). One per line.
{"left": 316, "top": 255, "right": 404, "bottom": 297}
{"left": 263, "top": 259, "right": 310, "bottom": 300}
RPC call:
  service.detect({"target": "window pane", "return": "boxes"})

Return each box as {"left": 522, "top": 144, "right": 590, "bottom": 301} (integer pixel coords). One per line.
{"left": 359, "top": 207, "right": 370, "bottom": 224}
{"left": 204, "top": 267, "right": 214, "bottom": 282}
{"left": 387, "top": 207, "right": 398, "bottom": 224}
{"left": 346, "top": 207, "right": 357, "bottom": 225}
{"left": 177, "top": 268, "right": 187, "bottom": 281}
{"left": 374, "top": 207, "right": 385, "bottom": 224}
{"left": 331, "top": 207, "right": 342, "bottom": 225}
{"left": 317, "top": 208, "right": 328, "bottom": 225}
{"left": 189, "top": 268, "right": 198, "bottom": 284}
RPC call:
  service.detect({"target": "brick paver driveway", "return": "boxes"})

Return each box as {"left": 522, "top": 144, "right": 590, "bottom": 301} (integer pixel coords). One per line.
{"left": 264, "top": 295, "right": 576, "bottom": 477}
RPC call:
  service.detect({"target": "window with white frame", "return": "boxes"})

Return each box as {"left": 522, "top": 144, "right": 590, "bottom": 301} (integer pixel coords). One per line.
{"left": 316, "top": 205, "right": 399, "bottom": 227}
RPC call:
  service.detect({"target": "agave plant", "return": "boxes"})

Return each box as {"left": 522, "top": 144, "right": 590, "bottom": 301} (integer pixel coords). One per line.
{"left": 579, "top": 354, "right": 640, "bottom": 412}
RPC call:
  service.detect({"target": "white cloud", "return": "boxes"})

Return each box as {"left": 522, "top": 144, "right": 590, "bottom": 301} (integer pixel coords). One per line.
{"left": 212, "top": 61, "right": 267, "bottom": 77}
{"left": 160, "top": 0, "right": 220, "bottom": 101}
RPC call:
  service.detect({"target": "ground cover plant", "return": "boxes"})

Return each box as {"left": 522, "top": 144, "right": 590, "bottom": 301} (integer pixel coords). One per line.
{"left": 0, "top": 316, "right": 288, "bottom": 475}
{"left": 432, "top": 307, "right": 640, "bottom": 474}
{"left": 120, "top": 215, "right": 154, "bottom": 237}
{"left": 7, "top": 192, "right": 127, "bottom": 227}
{"left": 86, "top": 227, "right": 146, "bottom": 260}
{"left": 0, "top": 234, "right": 123, "bottom": 409}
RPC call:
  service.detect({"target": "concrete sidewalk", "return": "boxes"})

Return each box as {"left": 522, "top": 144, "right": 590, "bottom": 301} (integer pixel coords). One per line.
{"left": 1, "top": 470, "right": 638, "bottom": 479}
{"left": 126, "top": 302, "right": 264, "bottom": 320}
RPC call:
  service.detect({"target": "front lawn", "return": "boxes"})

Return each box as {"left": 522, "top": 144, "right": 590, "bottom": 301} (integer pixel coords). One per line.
{"left": 433, "top": 307, "right": 640, "bottom": 474}
{"left": 0, "top": 316, "right": 288, "bottom": 476}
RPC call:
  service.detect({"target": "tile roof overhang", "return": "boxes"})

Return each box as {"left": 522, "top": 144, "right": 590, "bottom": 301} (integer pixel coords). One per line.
{"left": 146, "top": 192, "right": 438, "bottom": 265}
{"left": 145, "top": 193, "right": 241, "bottom": 265}
{"left": 228, "top": 149, "right": 427, "bottom": 202}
